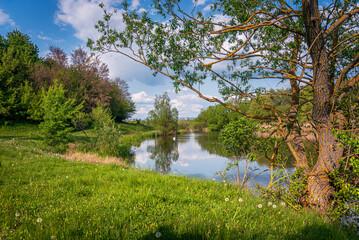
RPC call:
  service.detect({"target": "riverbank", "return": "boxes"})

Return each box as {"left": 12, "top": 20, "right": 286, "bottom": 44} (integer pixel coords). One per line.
{"left": 0, "top": 124, "right": 357, "bottom": 239}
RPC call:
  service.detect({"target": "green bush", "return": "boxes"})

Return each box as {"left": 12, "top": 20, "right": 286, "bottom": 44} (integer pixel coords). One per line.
{"left": 90, "top": 103, "right": 124, "bottom": 157}
{"left": 329, "top": 131, "right": 359, "bottom": 228}
{"left": 40, "top": 80, "right": 82, "bottom": 152}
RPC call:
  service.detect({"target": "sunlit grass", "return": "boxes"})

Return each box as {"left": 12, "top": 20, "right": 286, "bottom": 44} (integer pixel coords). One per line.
{"left": 0, "top": 124, "right": 357, "bottom": 239}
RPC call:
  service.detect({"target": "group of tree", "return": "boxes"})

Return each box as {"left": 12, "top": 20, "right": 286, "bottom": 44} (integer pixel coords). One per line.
{"left": 0, "top": 30, "right": 135, "bottom": 123}
{"left": 89, "top": 0, "right": 359, "bottom": 217}
{"left": 146, "top": 92, "right": 178, "bottom": 135}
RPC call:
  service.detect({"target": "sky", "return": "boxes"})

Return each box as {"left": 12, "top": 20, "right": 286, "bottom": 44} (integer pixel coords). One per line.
{"left": 0, "top": 0, "right": 282, "bottom": 119}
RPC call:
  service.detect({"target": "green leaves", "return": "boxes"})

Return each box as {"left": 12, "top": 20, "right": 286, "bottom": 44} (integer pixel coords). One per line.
{"left": 147, "top": 92, "right": 178, "bottom": 135}
{"left": 40, "top": 80, "right": 82, "bottom": 152}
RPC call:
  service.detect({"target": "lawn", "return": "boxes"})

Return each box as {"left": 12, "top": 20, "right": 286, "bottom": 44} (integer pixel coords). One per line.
{"left": 0, "top": 123, "right": 357, "bottom": 239}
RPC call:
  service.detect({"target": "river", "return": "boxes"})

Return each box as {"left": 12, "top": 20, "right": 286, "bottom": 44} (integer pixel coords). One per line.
{"left": 132, "top": 132, "right": 296, "bottom": 188}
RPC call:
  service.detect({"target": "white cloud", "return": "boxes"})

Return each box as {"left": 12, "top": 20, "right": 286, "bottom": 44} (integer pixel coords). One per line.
{"left": 132, "top": 91, "right": 153, "bottom": 103}
{"left": 55, "top": 0, "right": 125, "bottom": 41}
{"left": 130, "top": 0, "right": 140, "bottom": 10}
{"left": 138, "top": 8, "right": 146, "bottom": 13}
{"left": 136, "top": 107, "right": 149, "bottom": 115}
{"left": 37, "top": 35, "right": 52, "bottom": 41}
{"left": 170, "top": 99, "right": 203, "bottom": 115}
{"left": 192, "top": 0, "right": 206, "bottom": 6}
{"left": 202, "top": 4, "right": 212, "bottom": 12}
{"left": 0, "top": 9, "right": 15, "bottom": 26}
{"left": 177, "top": 94, "right": 200, "bottom": 101}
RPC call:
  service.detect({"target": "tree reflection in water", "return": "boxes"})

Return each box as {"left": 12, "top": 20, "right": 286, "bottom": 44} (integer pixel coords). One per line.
{"left": 194, "top": 132, "right": 300, "bottom": 169}
{"left": 147, "top": 136, "right": 179, "bottom": 174}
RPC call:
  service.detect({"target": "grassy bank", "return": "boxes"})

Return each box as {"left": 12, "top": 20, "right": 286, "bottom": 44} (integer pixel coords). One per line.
{"left": 0, "top": 124, "right": 357, "bottom": 239}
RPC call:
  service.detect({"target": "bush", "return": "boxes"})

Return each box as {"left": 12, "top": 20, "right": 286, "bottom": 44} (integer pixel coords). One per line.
{"left": 90, "top": 103, "right": 124, "bottom": 157}
{"left": 40, "top": 80, "right": 82, "bottom": 152}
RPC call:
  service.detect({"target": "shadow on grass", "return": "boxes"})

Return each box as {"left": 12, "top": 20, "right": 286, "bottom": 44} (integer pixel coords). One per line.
{"left": 138, "top": 223, "right": 357, "bottom": 240}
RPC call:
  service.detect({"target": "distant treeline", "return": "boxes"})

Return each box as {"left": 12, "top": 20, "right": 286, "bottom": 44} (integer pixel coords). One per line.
{"left": 0, "top": 30, "right": 135, "bottom": 122}
{"left": 192, "top": 88, "right": 313, "bottom": 131}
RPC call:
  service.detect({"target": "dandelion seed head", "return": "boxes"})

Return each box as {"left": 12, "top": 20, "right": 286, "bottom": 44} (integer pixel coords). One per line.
{"left": 15, "top": 212, "right": 20, "bottom": 217}
{"left": 238, "top": 198, "right": 243, "bottom": 202}
{"left": 66, "top": 176, "right": 68, "bottom": 178}
{"left": 272, "top": 205, "right": 277, "bottom": 208}
{"left": 268, "top": 202, "right": 272, "bottom": 206}
{"left": 222, "top": 180, "right": 226, "bottom": 183}
{"left": 51, "top": 236, "right": 57, "bottom": 240}
{"left": 257, "top": 204, "right": 262, "bottom": 208}
{"left": 155, "top": 232, "right": 161, "bottom": 238}
{"left": 37, "top": 218, "right": 42, "bottom": 223}
{"left": 281, "top": 202, "right": 286, "bottom": 206}
{"left": 225, "top": 198, "right": 229, "bottom": 202}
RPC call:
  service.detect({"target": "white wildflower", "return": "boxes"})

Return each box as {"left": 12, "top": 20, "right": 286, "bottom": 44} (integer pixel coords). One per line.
{"left": 15, "top": 212, "right": 20, "bottom": 217}
{"left": 268, "top": 202, "right": 272, "bottom": 206}
{"left": 225, "top": 198, "right": 229, "bottom": 202}
{"left": 37, "top": 218, "right": 42, "bottom": 223}
{"left": 238, "top": 198, "right": 243, "bottom": 202}
{"left": 257, "top": 204, "right": 262, "bottom": 208}
{"left": 273, "top": 205, "right": 277, "bottom": 208}
{"left": 281, "top": 202, "right": 286, "bottom": 206}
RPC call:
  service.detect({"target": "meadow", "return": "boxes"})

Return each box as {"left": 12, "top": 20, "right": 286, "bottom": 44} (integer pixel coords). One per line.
{"left": 0, "top": 124, "right": 357, "bottom": 239}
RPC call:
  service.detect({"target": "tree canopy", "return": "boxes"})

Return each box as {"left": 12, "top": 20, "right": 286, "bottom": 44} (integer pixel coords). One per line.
{"left": 147, "top": 92, "right": 178, "bottom": 135}
{"left": 89, "top": 0, "right": 359, "bottom": 211}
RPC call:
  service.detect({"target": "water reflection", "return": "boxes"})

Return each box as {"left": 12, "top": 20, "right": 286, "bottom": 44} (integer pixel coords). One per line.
{"left": 147, "top": 136, "right": 179, "bottom": 174}
{"left": 133, "top": 133, "right": 296, "bottom": 186}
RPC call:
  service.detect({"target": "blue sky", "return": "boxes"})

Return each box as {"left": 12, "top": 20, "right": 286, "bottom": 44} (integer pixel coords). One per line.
{"left": 0, "top": 0, "right": 222, "bottom": 119}
{"left": 0, "top": 0, "right": 284, "bottom": 119}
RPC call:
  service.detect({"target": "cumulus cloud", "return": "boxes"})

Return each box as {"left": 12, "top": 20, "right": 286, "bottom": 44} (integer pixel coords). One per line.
{"left": 132, "top": 91, "right": 153, "bottom": 103}
{"left": 55, "top": 0, "right": 124, "bottom": 41}
{"left": 192, "top": 0, "right": 206, "bottom": 6}
{"left": 0, "top": 9, "right": 15, "bottom": 26}
{"left": 130, "top": 0, "right": 140, "bottom": 10}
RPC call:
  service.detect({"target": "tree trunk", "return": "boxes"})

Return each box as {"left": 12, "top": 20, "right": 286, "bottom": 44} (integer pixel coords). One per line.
{"left": 302, "top": 0, "right": 343, "bottom": 210}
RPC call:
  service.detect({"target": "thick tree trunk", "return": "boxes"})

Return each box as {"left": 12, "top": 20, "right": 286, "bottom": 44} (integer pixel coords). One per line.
{"left": 302, "top": 0, "right": 343, "bottom": 210}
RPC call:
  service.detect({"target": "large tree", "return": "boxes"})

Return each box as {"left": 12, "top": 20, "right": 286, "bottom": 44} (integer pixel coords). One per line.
{"left": 88, "top": 0, "right": 359, "bottom": 211}
{"left": 0, "top": 30, "right": 40, "bottom": 119}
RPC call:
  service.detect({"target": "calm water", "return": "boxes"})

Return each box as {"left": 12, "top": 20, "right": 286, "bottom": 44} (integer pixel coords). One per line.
{"left": 132, "top": 133, "right": 296, "bottom": 187}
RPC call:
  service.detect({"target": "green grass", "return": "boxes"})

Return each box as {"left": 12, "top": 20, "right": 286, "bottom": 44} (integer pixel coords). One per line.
{"left": 0, "top": 124, "right": 358, "bottom": 239}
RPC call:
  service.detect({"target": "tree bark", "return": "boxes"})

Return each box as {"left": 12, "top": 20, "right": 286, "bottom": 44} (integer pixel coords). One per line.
{"left": 302, "top": 0, "right": 343, "bottom": 210}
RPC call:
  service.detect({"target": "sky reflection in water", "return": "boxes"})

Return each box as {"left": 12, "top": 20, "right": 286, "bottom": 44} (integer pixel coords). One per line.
{"left": 132, "top": 133, "right": 296, "bottom": 187}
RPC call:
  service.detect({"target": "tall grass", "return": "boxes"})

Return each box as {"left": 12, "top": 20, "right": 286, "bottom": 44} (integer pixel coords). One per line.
{"left": 0, "top": 124, "right": 357, "bottom": 239}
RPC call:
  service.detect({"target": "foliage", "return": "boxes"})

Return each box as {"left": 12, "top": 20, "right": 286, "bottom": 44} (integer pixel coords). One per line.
{"left": 89, "top": 0, "right": 359, "bottom": 210}
{"left": 40, "top": 80, "right": 82, "bottom": 152}
{"left": 329, "top": 131, "right": 359, "bottom": 227}
{"left": 0, "top": 30, "right": 40, "bottom": 119}
{"left": 90, "top": 103, "right": 123, "bottom": 157}
{"left": 0, "top": 31, "right": 135, "bottom": 122}
{"left": 219, "top": 118, "right": 260, "bottom": 187}
{"left": 1, "top": 127, "right": 358, "bottom": 239}
{"left": 109, "top": 77, "right": 136, "bottom": 121}
{"left": 147, "top": 92, "right": 178, "bottom": 135}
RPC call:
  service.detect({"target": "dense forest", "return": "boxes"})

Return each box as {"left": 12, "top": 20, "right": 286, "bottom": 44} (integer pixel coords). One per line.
{"left": 0, "top": 30, "right": 135, "bottom": 123}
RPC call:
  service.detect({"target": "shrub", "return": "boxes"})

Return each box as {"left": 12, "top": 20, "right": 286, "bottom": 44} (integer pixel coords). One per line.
{"left": 40, "top": 80, "right": 82, "bottom": 152}
{"left": 90, "top": 103, "right": 125, "bottom": 157}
